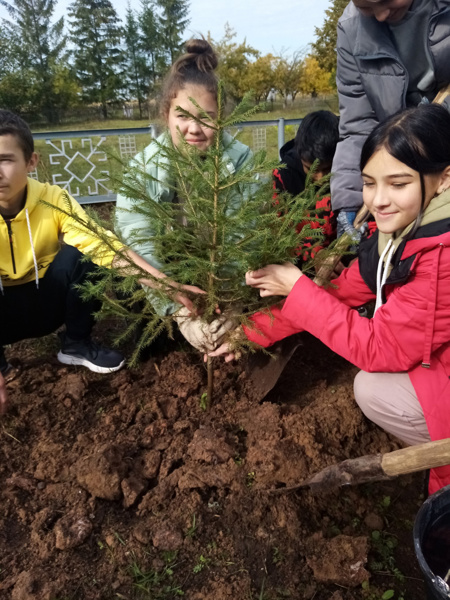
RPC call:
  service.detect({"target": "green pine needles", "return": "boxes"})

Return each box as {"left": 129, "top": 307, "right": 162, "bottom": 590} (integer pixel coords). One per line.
{"left": 46, "top": 85, "right": 330, "bottom": 400}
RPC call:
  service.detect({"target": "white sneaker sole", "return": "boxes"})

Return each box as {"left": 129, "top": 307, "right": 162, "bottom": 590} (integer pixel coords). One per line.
{"left": 57, "top": 351, "right": 126, "bottom": 374}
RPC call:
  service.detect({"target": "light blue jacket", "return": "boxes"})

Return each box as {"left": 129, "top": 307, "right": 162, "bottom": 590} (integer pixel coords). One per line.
{"left": 115, "top": 131, "right": 254, "bottom": 315}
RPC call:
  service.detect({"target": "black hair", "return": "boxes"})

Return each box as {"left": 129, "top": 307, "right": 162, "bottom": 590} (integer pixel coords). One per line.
{"left": 294, "top": 110, "right": 340, "bottom": 165}
{"left": 161, "top": 38, "right": 218, "bottom": 119}
{"left": 0, "top": 109, "right": 34, "bottom": 162}
{"left": 360, "top": 104, "right": 450, "bottom": 235}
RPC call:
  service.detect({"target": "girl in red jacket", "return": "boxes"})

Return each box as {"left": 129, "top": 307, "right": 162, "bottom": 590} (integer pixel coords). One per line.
{"left": 211, "top": 103, "right": 450, "bottom": 493}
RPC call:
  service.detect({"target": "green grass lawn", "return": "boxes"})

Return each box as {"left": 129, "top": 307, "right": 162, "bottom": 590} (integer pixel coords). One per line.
{"left": 31, "top": 95, "right": 338, "bottom": 133}
{"left": 32, "top": 118, "right": 154, "bottom": 133}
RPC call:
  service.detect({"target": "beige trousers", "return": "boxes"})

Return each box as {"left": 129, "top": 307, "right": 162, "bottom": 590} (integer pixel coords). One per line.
{"left": 353, "top": 370, "right": 431, "bottom": 446}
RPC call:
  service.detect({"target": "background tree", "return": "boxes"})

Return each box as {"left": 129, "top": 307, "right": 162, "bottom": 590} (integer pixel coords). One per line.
{"left": 68, "top": 0, "right": 124, "bottom": 119}
{"left": 212, "top": 24, "right": 259, "bottom": 103}
{"left": 273, "top": 51, "right": 305, "bottom": 108}
{"left": 0, "top": 0, "right": 14, "bottom": 14}
{"left": 300, "top": 56, "right": 333, "bottom": 98}
{"left": 156, "top": 0, "right": 190, "bottom": 64}
{"left": 139, "top": 0, "right": 166, "bottom": 96}
{"left": 312, "top": 0, "right": 347, "bottom": 78}
{"left": 245, "top": 54, "right": 277, "bottom": 103}
{"left": 123, "top": 4, "right": 149, "bottom": 118}
{"left": 1, "top": 0, "right": 68, "bottom": 123}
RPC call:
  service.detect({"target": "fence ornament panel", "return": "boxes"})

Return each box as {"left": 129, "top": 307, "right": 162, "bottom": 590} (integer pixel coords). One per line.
{"left": 32, "top": 119, "right": 302, "bottom": 204}
{"left": 46, "top": 136, "right": 112, "bottom": 198}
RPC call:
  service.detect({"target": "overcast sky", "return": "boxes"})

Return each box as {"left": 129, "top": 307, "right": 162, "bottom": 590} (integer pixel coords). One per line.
{"left": 0, "top": 0, "right": 334, "bottom": 56}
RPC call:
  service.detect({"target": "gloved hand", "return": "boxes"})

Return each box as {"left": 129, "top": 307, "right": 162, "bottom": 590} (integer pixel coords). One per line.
{"left": 336, "top": 210, "right": 370, "bottom": 244}
{"left": 174, "top": 307, "right": 238, "bottom": 352}
{"left": 336, "top": 210, "right": 359, "bottom": 240}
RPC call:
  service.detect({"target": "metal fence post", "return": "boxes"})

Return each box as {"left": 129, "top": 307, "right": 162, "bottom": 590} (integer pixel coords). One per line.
{"left": 277, "top": 118, "right": 285, "bottom": 156}
{"left": 149, "top": 123, "right": 158, "bottom": 139}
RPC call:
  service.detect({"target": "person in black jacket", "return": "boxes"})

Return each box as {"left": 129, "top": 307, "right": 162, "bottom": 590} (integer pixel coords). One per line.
{"left": 273, "top": 110, "right": 339, "bottom": 196}
{"left": 273, "top": 110, "right": 340, "bottom": 266}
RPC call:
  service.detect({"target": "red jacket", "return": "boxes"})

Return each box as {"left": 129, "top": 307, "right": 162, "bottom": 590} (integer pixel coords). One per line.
{"left": 245, "top": 228, "right": 450, "bottom": 494}
{"left": 272, "top": 167, "right": 336, "bottom": 264}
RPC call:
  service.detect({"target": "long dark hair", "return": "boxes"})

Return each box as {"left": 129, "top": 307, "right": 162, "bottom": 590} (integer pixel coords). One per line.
{"left": 360, "top": 104, "right": 450, "bottom": 236}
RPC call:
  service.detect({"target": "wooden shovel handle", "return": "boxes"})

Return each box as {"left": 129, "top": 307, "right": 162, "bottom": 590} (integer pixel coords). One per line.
{"left": 433, "top": 83, "right": 450, "bottom": 105}
{"left": 313, "top": 205, "right": 369, "bottom": 287}
{"left": 382, "top": 438, "right": 450, "bottom": 477}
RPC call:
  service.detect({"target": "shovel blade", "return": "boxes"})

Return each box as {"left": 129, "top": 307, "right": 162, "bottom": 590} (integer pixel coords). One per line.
{"left": 268, "top": 454, "right": 387, "bottom": 495}
{"left": 246, "top": 334, "right": 303, "bottom": 401}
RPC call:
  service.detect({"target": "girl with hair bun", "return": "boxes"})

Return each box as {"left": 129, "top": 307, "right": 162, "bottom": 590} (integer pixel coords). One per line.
{"left": 115, "top": 39, "right": 253, "bottom": 352}
{"left": 211, "top": 103, "right": 450, "bottom": 494}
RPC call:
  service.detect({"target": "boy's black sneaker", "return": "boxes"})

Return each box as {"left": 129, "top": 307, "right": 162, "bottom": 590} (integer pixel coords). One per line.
{"left": 57, "top": 334, "right": 125, "bottom": 374}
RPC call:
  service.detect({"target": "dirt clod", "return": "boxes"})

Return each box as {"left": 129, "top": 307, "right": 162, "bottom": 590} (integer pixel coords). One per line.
{"left": 306, "top": 533, "right": 369, "bottom": 587}
{"left": 54, "top": 512, "right": 93, "bottom": 550}
{"left": 151, "top": 521, "right": 184, "bottom": 551}
{"left": 75, "top": 444, "right": 128, "bottom": 500}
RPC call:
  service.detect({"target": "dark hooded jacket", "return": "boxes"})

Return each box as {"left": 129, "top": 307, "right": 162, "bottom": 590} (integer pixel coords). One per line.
{"left": 273, "top": 139, "right": 306, "bottom": 196}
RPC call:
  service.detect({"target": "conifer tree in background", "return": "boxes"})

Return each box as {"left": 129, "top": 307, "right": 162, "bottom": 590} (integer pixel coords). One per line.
{"left": 0, "top": 0, "right": 68, "bottom": 122}
{"left": 123, "top": 4, "right": 149, "bottom": 118}
{"left": 53, "top": 89, "right": 327, "bottom": 401}
{"left": 68, "top": 0, "right": 124, "bottom": 119}
{"left": 156, "top": 0, "right": 190, "bottom": 64}
{"left": 0, "top": 0, "right": 13, "bottom": 14}
{"left": 312, "top": 0, "right": 348, "bottom": 77}
{"left": 0, "top": 27, "right": 32, "bottom": 112}
{"left": 139, "top": 0, "right": 167, "bottom": 95}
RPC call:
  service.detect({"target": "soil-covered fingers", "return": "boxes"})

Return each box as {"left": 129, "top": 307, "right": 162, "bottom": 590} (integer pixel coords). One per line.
{"left": 0, "top": 373, "right": 9, "bottom": 416}
{"left": 208, "top": 315, "right": 237, "bottom": 337}
{"left": 207, "top": 325, "right": 245, "bottom": 361}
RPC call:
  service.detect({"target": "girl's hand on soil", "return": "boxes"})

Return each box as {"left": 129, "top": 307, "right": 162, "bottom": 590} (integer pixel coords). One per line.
{"left": 246, "top": 263, "right": 302, "bottom": 297}
{"left": 0, "top": 373, "right": 8, "bottom": 416}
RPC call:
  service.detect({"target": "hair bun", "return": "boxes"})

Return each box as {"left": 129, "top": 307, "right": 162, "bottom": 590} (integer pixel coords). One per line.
{"left": 176, "top": 38, "right": 218, "bottom": 73}
{"left": 160, "top": 36, "right": 219, "bottom": 118}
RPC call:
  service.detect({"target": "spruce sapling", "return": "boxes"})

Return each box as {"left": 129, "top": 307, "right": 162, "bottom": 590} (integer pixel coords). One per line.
{"left": 46, "top": 86, "right": 329, "bottom": 403}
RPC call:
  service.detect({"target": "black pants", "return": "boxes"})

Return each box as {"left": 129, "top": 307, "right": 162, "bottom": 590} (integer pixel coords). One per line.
{"left": 0, "top": 245, "right": 101, "bottom": 346}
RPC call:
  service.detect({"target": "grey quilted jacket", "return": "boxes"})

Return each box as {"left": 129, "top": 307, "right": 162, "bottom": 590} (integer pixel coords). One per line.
{"left": 331, "top": 0, "right": 450, "bottom": 213}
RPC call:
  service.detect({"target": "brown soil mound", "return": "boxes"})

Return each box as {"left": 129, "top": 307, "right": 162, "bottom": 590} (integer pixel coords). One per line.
{"left": 0, "top": 333, "right": 426, "bottom": 599}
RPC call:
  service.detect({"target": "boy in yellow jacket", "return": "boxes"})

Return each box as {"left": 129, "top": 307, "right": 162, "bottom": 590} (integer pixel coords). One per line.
{"left": 0, "top": 110, "right": 205, "bottom": 415}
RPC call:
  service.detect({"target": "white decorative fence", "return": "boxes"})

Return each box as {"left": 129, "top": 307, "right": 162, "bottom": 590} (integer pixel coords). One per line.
{"left": 32, "top": 119, "right": 301, "bottom": 204}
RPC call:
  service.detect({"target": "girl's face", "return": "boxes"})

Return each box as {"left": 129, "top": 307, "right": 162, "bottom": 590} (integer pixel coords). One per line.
{"left": 362, "top": 147, "right": 449, "bottom": 235}
{"left": 167, "top": 84, "right": 217, "bottom": 152}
